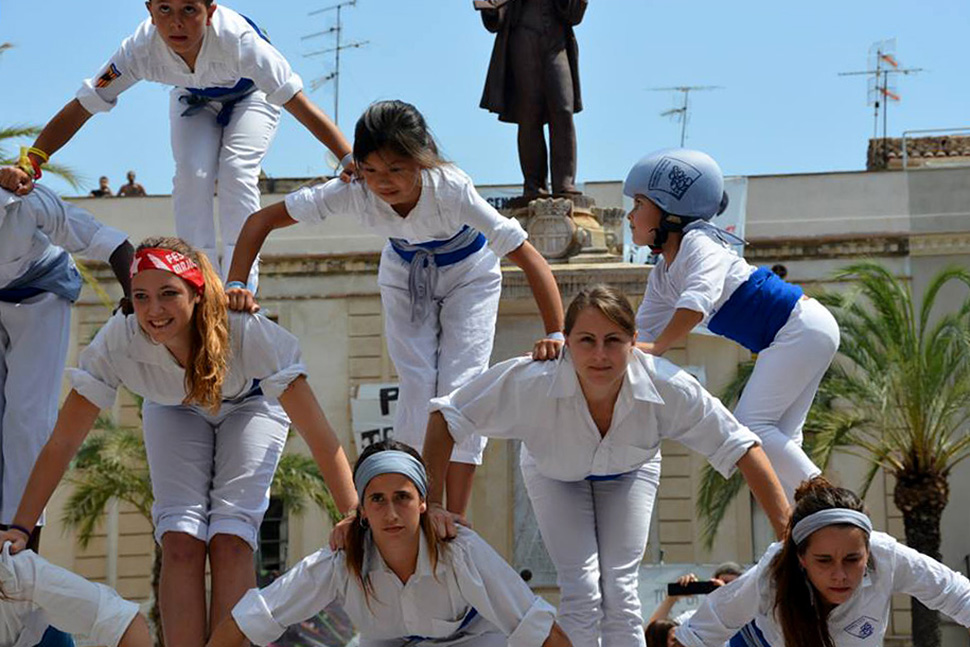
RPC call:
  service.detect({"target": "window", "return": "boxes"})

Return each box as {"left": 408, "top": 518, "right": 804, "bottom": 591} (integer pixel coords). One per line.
{"left": 256, "top": 497, "right": 287, "bottom": 585}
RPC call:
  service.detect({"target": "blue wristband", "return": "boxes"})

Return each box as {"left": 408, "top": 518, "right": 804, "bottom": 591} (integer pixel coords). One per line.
{"left": 546, "top": 331, "right": 565, "bottom": 342}
{"left": 225, "top": 281, "right": 247, "bottom": 291}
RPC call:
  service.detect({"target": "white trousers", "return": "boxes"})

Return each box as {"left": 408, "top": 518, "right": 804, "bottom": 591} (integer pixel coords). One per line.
{"left": 734, "top": 297, "right": 840, "bottom": 500}
{"left": 379, "top": 244, "right": 502, "bottom": 465}
{"left": 169, "top": 88, "right": 281, "bottom": 288}
{"left": 0, "top": 292, "right": 71, "bottom": 525}
{"left": 142, "top": 396, "right": 289, "bottom": 550}
{"left": 521, "top": 454, "right": 662, "bottom": 647}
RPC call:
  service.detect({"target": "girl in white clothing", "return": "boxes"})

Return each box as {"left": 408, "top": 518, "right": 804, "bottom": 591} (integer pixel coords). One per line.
{"left": 0, "top": 237, "right": 358, "bottom": 647}
{"left": 15, "top": 0, "right": 353, "bottom": 287}
{"left": 226, "top": 100, "right": 565, "bottom": 515}
{"left": 625, "top": 149, "right": 840, "bottom": 499}
{"left": 675, "top": 478, "right": 970, "bottom": 647}
{"left": 422, "top": 285, "right": 791, "bottom": 647}
{"left": 0, "top": 543, "right": 151, "bottom": 647}
{"left": 207, "top": 440, "right": 572, "bottom": 647}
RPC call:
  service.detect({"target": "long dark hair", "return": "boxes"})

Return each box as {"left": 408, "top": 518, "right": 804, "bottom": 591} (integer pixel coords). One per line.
{"left": 645, "top": 619, "right": 678, "bottom": 647}
{"left": 353, "top": 100, "right": 446, "bottom": 169}
{"left": 769, "top": 478, "right": 871, "bottom": 647}
{"left": 344, "top": 440, "right": 446, "bottom": 603}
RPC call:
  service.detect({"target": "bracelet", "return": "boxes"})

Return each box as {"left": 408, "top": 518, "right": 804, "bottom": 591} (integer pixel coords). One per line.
{"left": 8, "top": 524, "right": 32, "bottom": 540}
{"left": 546, "top": 331, "right": 566, "bottom": 342}
{"left": 340, "top": 152, "right": 354, "bottom": 170}
{"left": 224, "top": 281, "right": 247, "bottom": 291}
{"left": 18, "top": 146, "right": 48, "bottom": 181}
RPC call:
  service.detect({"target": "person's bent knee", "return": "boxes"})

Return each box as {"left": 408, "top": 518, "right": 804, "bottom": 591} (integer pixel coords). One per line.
{"left": 209, "top": 533, "right": 255, "bottom": 559}
{"left": 161, "top": 532, "right": 207, "bottom": 565}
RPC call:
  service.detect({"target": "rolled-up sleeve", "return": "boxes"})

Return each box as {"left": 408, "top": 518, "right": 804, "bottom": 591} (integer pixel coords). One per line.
{"left": 237, "top": 314, "right": 307, "bottom": 399}
{"left": 241, "top": 31, "right": 303, "bottom": 106}
{"left": 76, "top": 35, "right": 142, "bottom": 114}
{"left": 458, "top": 181, "right": 528, "bottom": 258}
{"left": 655, "top": 362, "right": 760, "bottom": 477}
{"left": 451, "top": 529, "right": 556, "bottom": 647}
{"left": 28, "top": 185, "right": 128, "bottom": 261}
{"left": 430, "top": 357, "right": 534, "bottom": 446}
{"left": 284, "top": 179, "right": 356, "bottom": 225}
{"left": 890, "top": 536, "right": 970, "bottom": 626}
{"left": 68, "top": 316, "right": 126, "bottom": 410}
{"left": 233, "top": 549, "right": 344, "bottom": 646}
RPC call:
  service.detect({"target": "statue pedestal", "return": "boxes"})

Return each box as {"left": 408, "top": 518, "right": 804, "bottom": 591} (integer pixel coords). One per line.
{"left": 499, "top": 195, "right": 626, "bottom": 263}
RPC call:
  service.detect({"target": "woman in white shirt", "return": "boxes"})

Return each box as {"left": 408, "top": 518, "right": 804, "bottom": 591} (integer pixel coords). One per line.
{"left": 226, "top": 100, "right": 565, "bottom": 515}
{"left": 14, "top": 0, "right": 352, "bottom": 288}
{"left": 0, "top": 237, "right": 358, "bottom": 647}
{"left": 625, "top": 149, "right": 840, "bottom": 499}
{"left": 0, "top": 166, "right": 132, "bottom": 553}
{"left": 422, "top": 284, "right": 791, "bottom": 647}
{"left": 675, "top": 478, "right": 970, "bottom": 647}
{"left": 207, "top": 439, "right": 571, "bottom": 647}
{"left": 0, "top": 544, "right": 151, "bottom": 647}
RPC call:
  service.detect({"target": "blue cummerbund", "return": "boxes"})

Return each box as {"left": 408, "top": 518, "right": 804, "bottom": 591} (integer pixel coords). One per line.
{"left": 707, "top": 267, "right": 802, "bottom": 353}
{"left": 389, "top": 226, "right": 487, "bottom": 266}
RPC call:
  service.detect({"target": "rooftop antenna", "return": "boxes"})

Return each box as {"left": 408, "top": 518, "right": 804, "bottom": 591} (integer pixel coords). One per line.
{"left": 650, "top": 85, "right": 723, "bottom": 147}
{"left": 839, "top": 39, "right": 922, "bottom": 165}
{"left": 302, "top": 1, "right": 368, "bottom": 129}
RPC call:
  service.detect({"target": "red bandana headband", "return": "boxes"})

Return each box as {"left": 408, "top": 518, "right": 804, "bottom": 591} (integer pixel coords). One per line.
{"left": 131, "top": 248, "right": 206, "bottom": 293}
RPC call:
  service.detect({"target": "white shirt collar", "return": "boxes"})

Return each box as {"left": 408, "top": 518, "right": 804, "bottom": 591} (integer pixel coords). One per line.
{"left": 362, "top": 527, "right": 445, "bottom": 582}
{"left": 547, "top": 348, "right": 664, "bottom": 405}
{"left": 125, "top": 316, "right": 184, "bottom": 369}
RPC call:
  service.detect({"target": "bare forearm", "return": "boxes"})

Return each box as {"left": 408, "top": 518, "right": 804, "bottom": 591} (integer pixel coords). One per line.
{"left": 32, "top": 99, "right": 93, "bottom": 161}
{"left": 283, "top": 92, "right": 352, "bottom": 159}
{"left": 507, "top": 242, "right": 564, "bottom": 334}
{"left": 13, "top": 391, "right": 99, "bottom": 528}
{"left": 422, "top": 411, "right": 456, "bottom": 506}
{"left": 737, "top": 446, "right": 790, "bottom": 539}
{"left": 651, "top": 308, "right": 704, "bottom": 355}
{"left": 205, "top": 617, "right": 247, "bottom": 647}
{"left": 226, "top": 201, "right": 295, "bottom": 284}
{"left": 648, "top": 596, "right": 678, "bottom": 624}
{"left": 279, "top": 378, "right": 358, "bottom": 515}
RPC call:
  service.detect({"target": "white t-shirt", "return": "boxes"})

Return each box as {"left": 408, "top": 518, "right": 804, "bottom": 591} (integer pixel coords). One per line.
{"left": 0, "top": 544, "right": 139, "bottom": 647}
{"left": 637, "top": 225, "right": 756, "bottom": 342}
{"left": 675, "top": 531, "right": 970, "bottom": 647}
{"left": 0, "top": 185, "right": 127, "bottom": 289}
{"left": 76, "top": 6, "right": 302, "bottom": 114}
{"left": 430, "top": 349, "right": 760, "bottom": 481}
{"left": 284, "top": 164, "right": 528, "bottom": 256}
{"left": 233, "top": 527, "right": 555, "bottom": 647}
{"left": 69, "top": 311, "right": 306, "bottom": 408}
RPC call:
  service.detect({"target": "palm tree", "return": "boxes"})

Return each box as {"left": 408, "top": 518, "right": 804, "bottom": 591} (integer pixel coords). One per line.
{"left": 0, "top": 125, "right": 83, "bottom": 190}
{"left": 63, "top": 422, "right": 340, "bottom": 646}
{"left": 696, "top": 261, "right": 970, "bottom": 647}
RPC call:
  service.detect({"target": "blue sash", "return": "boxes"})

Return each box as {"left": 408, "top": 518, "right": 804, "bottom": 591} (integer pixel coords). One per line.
{"left": 180, "top": 15, "right": 270, "bottom": 127}
{"left": 0, "top": 248, "right": 81, "bottom": 303}
{"left": 404, "top": 608, "right": 479, "bottom": 644}
{"left": 389, "top": 226, "right": 487, "bottom": 266}
{"left": 707, "top": 267, "right": 802, "bottom": 353}
{"left": 729, "top": 620, "right": 771, "bottom": 647}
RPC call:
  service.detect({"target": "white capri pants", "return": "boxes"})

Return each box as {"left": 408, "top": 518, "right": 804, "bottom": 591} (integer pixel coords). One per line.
{"left": 378, "top": 244, "right": 502, "bottom": 465}
{"left": 169, "top": 88, "right": 281, "bottom": 287}
{"left": 733, "top": 297, "right": 840, "bottom": 500}
{"left": 142, "top": 395, "right": 289, "bottom": 550}
{"left": 521, "top": 453, "right": 662, "bottom": 647}
{"left": 0, "top": 292, "right": 72, "bottom": 525}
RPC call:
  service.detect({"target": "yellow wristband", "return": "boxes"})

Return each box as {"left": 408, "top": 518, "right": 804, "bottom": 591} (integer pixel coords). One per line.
{"left": 27, "top": 147, "right": 50, "bottom": 163}
{"left": 17, "top": 147, "right": 34, "bottom": 175}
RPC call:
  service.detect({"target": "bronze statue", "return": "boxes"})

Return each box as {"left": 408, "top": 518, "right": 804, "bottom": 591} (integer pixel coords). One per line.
{"left": 478, "top": 0, "right": 587, "bottom": 198}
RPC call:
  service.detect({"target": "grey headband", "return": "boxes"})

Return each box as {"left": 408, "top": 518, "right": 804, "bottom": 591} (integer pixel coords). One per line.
{"left": 354, "top": 450, "right": 428, "bottom": 501}
{"left": 791, "top": 508, "right": 872, "bottom": 545}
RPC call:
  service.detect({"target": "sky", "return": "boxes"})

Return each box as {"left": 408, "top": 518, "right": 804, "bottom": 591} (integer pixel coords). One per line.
{"left": 1, "top": 1, "right": 968, "bottom": 196}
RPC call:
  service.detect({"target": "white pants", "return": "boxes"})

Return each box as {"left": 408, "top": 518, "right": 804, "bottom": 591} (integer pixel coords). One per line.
{"left": 0, "top": 292, "right": 71, "bottom": 525}
{"left": 169, "top": 88, "right": 281, "bottom": 288}
{"left": 379, "top": 244, "right": 502, "bottom": 465}
{"left": 734, "top": 297, "right": 840, "bottom": 500}
{"left": 521, "top": 454, "right": 662, "bottom": 647}
{"left": 142, "top": 396, "right": 289, "bottom": 550}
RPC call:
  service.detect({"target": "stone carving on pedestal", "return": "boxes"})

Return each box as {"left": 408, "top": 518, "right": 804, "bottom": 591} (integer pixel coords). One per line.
{"left": 502, "top": 195, "right": 622, "bottom": 263}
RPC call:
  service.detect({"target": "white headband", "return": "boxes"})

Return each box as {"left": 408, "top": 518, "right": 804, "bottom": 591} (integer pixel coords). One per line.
{"left": 791, "top": 508, "right": 872, "bottom": 545}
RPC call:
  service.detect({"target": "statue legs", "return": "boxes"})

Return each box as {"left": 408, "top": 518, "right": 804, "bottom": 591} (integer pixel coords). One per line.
{"left": 517, "top": 121, "right": 549, "bottom": 197}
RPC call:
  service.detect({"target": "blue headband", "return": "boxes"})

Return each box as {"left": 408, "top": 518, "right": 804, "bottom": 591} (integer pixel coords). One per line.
{"left": 791, "top": 508, "right": 872, "bottom": 545}
{"left": 354, "top": 450, "right": 428, "bottom": 501}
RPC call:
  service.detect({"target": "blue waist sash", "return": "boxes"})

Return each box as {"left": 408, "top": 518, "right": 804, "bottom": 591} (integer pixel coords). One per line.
{"left": 0, "top": 248, "right": 81, "bottom": 303}
{"left": 180, "top": 15, "right": 269, "bottom": 127}
{"left": 729, "top": 620, "right": 771, "bottom": 647}
{"left": 404, "top": 608, "right": 479, "bottom": 644}
{"left": 707, "top": 266, "right": 802, "bottom": 353}
{"left": 586, "top": 472, "right": 629, "bottom": 482}
{"left": 389, "top": 225, "right": 487, "bottom": 323}
{"left": 222, "top": 378, "right": 264, "bottom": 405}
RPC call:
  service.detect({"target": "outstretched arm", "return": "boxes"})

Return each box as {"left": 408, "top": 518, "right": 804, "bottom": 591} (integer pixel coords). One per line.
{"left": 505, "top": 242, "right": 565, "bottom": 360}
{"left": 283, "top": 92, "right": 353, "bottom": 170}
{"left": 225, "top": 201, "right": 298, "bottom": 311}
{"left": 637, "top": 308, "right": 704, "bottom": 356}
{"left": 736, "top": 446, "right": 790, "bottom": 539}
{"left": 15, "top": 99, "right": 96, "bottom": 193}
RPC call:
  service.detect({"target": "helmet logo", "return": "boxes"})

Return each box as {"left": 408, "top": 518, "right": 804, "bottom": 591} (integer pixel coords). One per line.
{"left": 648, "top": 157, "right": 702, "bottom": 200}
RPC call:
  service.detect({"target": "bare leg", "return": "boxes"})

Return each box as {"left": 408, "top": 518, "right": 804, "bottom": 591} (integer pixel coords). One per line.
{"left": 160, "top": 532, "right": 208, "bottom": 647}
{"left": 208, "top": 534, "right": 257, "bottom": 635}
{"left": 445, "top": 462, "right": 477, "bottom": 516}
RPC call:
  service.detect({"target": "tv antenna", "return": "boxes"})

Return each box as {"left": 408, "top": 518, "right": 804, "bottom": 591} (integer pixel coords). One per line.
{"left": 839, "top": 39, "right": 922, "bottom": 155}
{"left": 302, "top": 1, "right": 369, "bottom": 128}
{"left": 650, "top": 85, "right": 723, "bottom": 147}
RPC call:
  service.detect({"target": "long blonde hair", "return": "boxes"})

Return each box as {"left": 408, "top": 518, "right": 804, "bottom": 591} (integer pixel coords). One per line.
{"left": 135, "top": 237, "right": 229, "bottom": 413}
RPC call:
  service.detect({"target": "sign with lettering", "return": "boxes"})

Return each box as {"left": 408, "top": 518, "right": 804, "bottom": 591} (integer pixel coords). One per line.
{"left": 350, "top": 383, "right": 399, "bottom": 450}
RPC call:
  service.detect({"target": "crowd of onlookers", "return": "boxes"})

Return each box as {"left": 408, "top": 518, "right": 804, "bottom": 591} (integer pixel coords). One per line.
{"left": 89, "top": 170, "right": 146, "bottom": 198}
